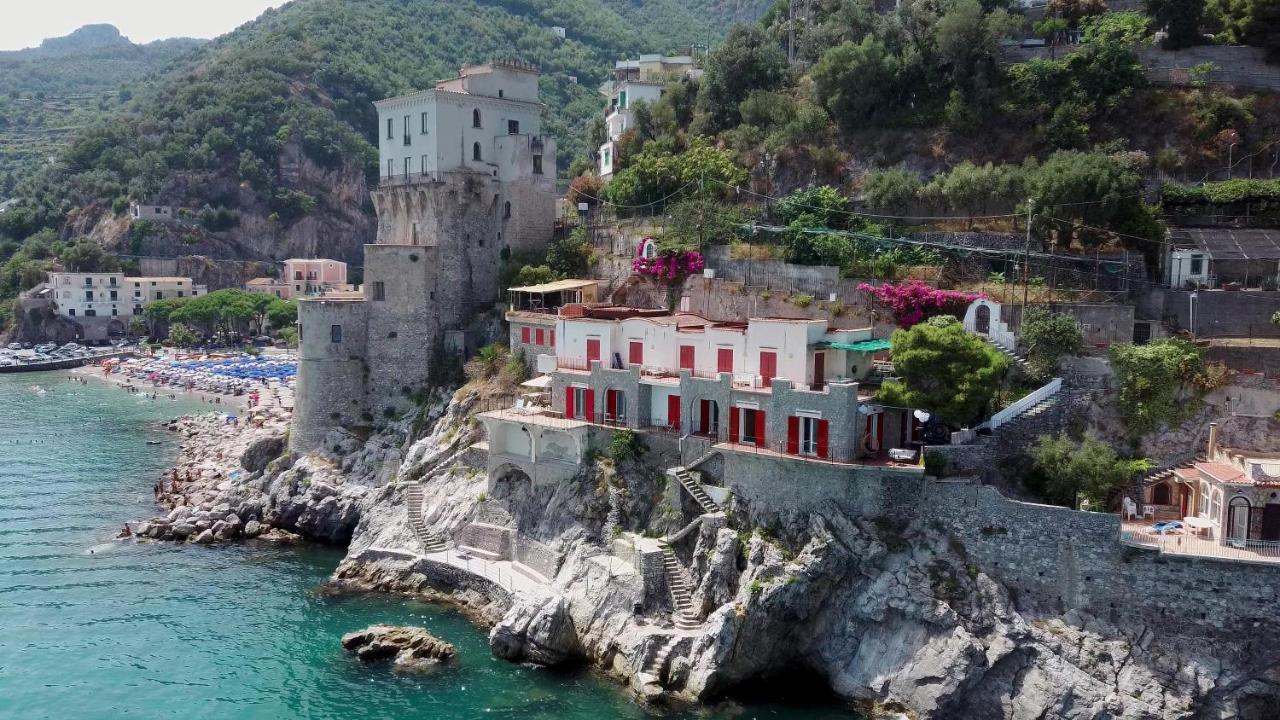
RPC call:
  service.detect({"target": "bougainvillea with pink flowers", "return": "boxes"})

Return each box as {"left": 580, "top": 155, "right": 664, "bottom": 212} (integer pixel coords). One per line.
{"left": 632, "top": 235, "right": 705, "bottom": 281}
{"left": 858, "top": 280, "right": 985, "bottom": 327}
{"left": 633, "top": 249, "right": 705, "bottom": 281}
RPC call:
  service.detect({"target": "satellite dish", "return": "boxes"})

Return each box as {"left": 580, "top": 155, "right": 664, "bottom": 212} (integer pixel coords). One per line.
{"left": 914, "top": 410, "right": 931, "bottom": 422}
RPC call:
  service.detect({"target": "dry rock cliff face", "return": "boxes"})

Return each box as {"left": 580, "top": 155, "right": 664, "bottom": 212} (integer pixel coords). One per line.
{"left": 145, "top": 390, "right": 1280, "bottom": 719}
{"left": 69, "top": 140, "right": 370, "bottom": 277}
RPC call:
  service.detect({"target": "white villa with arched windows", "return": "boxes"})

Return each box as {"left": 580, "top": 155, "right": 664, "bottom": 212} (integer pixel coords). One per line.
{"left": 1132, "top": 423, "right": 1280, "bottom": 553}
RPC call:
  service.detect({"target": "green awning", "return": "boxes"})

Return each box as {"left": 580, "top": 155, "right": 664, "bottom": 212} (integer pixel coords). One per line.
{"left": 821, "top": 339, "right": 891, "bottom": 353}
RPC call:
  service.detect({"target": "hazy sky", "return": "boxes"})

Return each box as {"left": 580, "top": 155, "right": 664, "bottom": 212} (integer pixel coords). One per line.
{"left": 2, "top": 1, "right": 290, "bottom": 50}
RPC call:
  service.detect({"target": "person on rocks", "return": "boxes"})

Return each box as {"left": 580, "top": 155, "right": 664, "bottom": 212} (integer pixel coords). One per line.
{"left": 117, "top": 524, "right": 132, "bottom": 539}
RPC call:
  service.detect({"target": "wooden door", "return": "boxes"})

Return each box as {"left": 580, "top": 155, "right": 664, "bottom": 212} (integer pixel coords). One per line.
{"left": 812, "top": 352, "right": 825, "bottom": 390}
{"left": 667, "top": 394, "right": 681, "bottom": 431}
{"left": 679, "top": 345, "right": 695, "bottom": 372}
{"left": 586, "top": 338, "right": 601, "bottom": 364}
{"left": 699, "top": 399, "right": 710, "bottom": 435}
{"left": 1262, "top": 504, "right": 1280, "bottom": 541}
{"left": 717, "top": 348, "right": 733, "bottom": 374}
{"left": 759, "top": 351, "right": 777, "bottom": 388}
{"left": 975, "top": 304, "right": 990, "bottom": 335}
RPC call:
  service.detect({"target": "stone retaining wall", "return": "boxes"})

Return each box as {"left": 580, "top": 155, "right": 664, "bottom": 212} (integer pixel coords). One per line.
{"left": 913, "top": 481, "right": 1280, "bottom": 635}
{"left": 457, "top": 522, "right": 512, "bottom": 559}
{"left": 514, "top": 535, "right": 561, "bottom": 580}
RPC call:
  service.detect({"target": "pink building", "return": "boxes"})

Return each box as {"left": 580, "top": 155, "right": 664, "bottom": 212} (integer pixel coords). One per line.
{"left": 247, "top": 259, "right": 350, "bottom": 299}
{"left": 284, "top": 259, "right": 349, "bottom": 296}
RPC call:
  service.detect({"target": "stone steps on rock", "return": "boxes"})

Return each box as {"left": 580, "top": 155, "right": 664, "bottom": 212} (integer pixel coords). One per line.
{"left": 642, "top": 635, "right": 682, "bottom": 679}
{"left": 673, "top": 467, "right": 719, "bottom": 515}
{"left": 658, "top": 543, "right": 700, "bottom": 630}
{"left": 404, "top": 482, "right": 449, "bottom": 553}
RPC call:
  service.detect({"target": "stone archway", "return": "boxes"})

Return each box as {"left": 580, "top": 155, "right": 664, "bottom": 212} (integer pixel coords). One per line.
{"left": 688, "top": 396, "right": 720, "bottom": 438}
{"left": 975, "top": 304, "right": 991, "bottom": 335}
{"left": 107, "top": 319, "right": 126, "bottom": 338}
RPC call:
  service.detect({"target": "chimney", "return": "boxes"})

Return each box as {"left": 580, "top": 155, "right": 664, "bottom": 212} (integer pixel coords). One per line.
{"left": 1207, "top": 422, "right": 1220, "bottom": 459}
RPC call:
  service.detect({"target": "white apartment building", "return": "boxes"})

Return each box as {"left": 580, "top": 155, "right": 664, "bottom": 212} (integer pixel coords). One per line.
{"left": 48, "top": 272, "right": 206, "bottom": 319}
{"left": 373, "top": 60, "right": 552, "bottom": 185}
{"left": 598, "top": 55, "right": 700, "bottom": 178}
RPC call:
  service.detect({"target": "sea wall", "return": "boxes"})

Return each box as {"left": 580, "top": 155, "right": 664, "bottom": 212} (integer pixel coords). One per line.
{"left": 917, "top": 481, "right": 1280, "bottom": 635}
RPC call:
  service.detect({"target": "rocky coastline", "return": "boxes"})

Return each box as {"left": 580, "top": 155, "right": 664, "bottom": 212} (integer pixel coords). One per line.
{"left": 126, "top": 389, "right": 1280, "bottom": 720}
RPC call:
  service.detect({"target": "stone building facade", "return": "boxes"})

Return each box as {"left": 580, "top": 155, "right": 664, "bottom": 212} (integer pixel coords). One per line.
{"left": 291, "top": 62, "right": 557, "bottom": 453}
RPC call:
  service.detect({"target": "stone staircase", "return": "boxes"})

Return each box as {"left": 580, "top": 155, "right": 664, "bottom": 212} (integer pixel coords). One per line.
{"left": 983, "top": 336, "right": 1033, "bottom": 373}
{"left": 1002, "top": 394, "right": 1060, "bottom": 427}
{"left": 672, "top": 467, "right": 719, "bottom": 515}
{"left": 642, "top": 635, "right": 682, "bottom": 680}
{"left": 659, "top": 543, "right": 701, "bottom": 630}
{"left": 405, "top": 482, "right": 448, "bottom": 553}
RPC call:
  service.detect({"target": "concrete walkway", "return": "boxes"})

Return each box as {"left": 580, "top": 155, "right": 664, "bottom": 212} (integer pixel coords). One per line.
{"left": 369, "top": 544, "right": 551, "bottom": 598}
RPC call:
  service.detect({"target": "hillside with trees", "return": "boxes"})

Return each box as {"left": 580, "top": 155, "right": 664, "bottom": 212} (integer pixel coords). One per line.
{"left": 0, "top": 0, "right": 769, "bottom": 330}
{"left": 586, "top": 0, "right": 1280, "bottom": 279}
{"left": 0, "top": 24, "right": 204, "bottom": 197}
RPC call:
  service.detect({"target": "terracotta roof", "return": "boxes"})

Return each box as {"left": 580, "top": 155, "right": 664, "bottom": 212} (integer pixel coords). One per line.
{"left": 1196, "top": 462, "right": 1246, "bottom": 483}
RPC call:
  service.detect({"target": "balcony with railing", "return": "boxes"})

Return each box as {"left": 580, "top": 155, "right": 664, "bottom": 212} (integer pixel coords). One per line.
{"left": 1119, "top": 520, "right": 1280, "bottom": 564}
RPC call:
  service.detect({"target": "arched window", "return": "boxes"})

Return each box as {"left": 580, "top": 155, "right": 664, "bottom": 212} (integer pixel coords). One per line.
{"left": 473, "top": 142, "right": 482, "bottom": 161}
{"left": 473, "top": 109, "right": 482, "bottom": 128}
{"left": 504, "top": 201, "right": 511, "bottom": 219}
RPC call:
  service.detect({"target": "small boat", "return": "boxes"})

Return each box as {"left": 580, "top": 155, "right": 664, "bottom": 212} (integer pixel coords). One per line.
{"left": 146, "top": 440, "right": 163, "bottom": 446}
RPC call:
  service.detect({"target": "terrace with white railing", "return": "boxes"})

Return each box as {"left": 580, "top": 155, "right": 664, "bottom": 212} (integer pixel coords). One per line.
{"left": 1120, "top": 520, "right": 1280, "bottom": 565}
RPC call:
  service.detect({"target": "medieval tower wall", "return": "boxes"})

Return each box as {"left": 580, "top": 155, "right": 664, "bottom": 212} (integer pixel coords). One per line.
{"left": 290, "top": 61, "right": 555, "bottom": 453}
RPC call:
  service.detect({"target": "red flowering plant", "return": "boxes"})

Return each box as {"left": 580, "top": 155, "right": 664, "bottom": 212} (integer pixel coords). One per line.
{"left": 632, "top": 237, "right": 705, "bottom": 281}
{"left": 858, "top": 280, "right": 985, "bottom": 327}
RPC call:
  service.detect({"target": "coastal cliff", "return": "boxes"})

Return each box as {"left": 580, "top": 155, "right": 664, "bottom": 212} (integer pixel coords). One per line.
{"left": 138, "top": 392, "right": 1280, "bottom": 719}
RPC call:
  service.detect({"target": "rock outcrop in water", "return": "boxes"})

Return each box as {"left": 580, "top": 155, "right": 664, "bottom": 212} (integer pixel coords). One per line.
{"left": 341, "top": 625, "right": 456, "bottom": 670}
{"left": 143, "top": 386, "right": 1280, "bottom": 719}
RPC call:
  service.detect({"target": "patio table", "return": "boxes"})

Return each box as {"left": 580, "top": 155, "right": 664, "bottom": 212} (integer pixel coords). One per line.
{"left": 1183, "top": 515, "right": 1213, "bottom": 537}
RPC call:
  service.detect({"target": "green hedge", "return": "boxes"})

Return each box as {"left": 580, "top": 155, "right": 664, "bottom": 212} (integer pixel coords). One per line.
{"left": 1163, "top": 179, "right": 1280, "bottom": 205}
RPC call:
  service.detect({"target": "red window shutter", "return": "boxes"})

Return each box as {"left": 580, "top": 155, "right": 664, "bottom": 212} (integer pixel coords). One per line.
{"left": 760, "top": 351, "right": 776, "bottom": 388}
{"left": 717, "top": 348, "right": 733, "bottom": 374}
{"left": 699, "top": 399, "right": 710, "bottom": 435}
{"left": 754, "top": 410, "right": 766, "bottom": 447}
{"left": 550, "top": 330, "right": 555, "bottom": 349}
{"left": 521, "top": 327, "right": 530, "bottom": 343}
{"left": 565, "top": 387, "right": 575, "bottom": 419}
{"left": 679, "top": 345, "right": 695, "bottom": 371}
{"left": 817, "top": 419, "right": 829, "bottom": 459}
{"left": 535, "top": 328, "right": 544, "bottom": 346}
{"left": 586, "top": 338, "right": 600, "bottom": 363}
{"left": 729, "top": 407, "right": 740, "bottom": 443}
{"left": 629, "top": 341, "right": 643, "bottom": 366}
{"left": 876, "top": 413, "right": 884, "bottom": 451}
{"left": 668, "top": 394, "right": 681, "bottom": 431}
{"left": 608, "top": 389, "right": 620, "bottom": 420}
{"left": 786, "top": 416, "right": 800, "bottom": 455}
{"left": 584, "top": 389, "right": 595, "bottom": 423}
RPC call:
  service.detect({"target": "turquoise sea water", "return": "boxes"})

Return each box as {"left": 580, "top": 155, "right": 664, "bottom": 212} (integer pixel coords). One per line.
{"left": 0, "top": 372, "right": 858, "bottom": 720}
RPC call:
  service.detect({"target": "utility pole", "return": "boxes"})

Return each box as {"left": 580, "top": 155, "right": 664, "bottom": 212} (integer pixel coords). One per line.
{"left": 1023, "top": 198, "right": 1034, "bottom": 309}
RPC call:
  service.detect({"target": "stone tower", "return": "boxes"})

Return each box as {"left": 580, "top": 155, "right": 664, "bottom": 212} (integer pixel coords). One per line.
{"left": 292, "top": 61, "right": 556, "bottom": 453}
